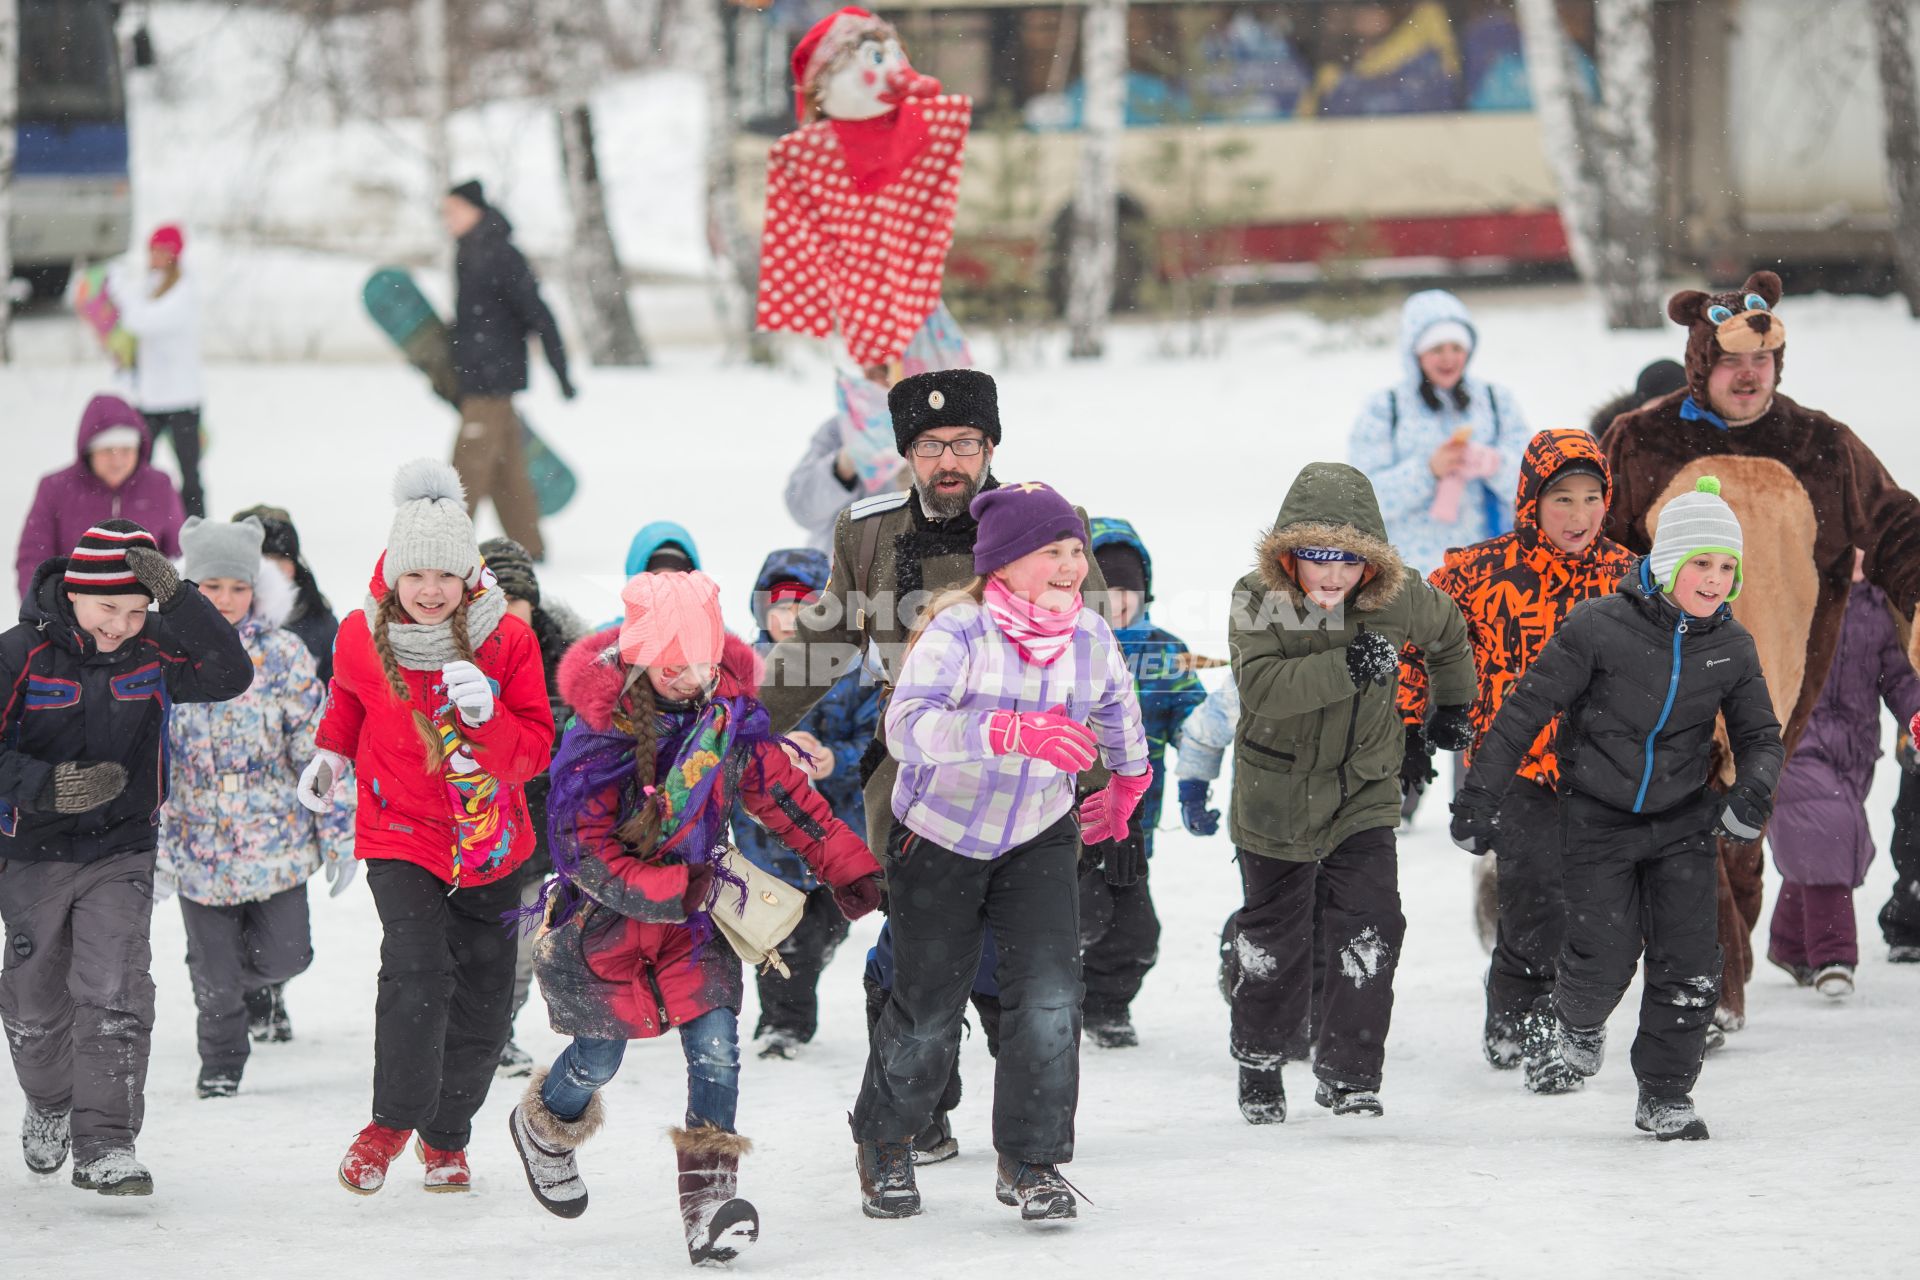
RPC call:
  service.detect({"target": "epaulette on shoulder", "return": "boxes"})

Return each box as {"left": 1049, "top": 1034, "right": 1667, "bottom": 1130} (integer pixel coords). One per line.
{"left": 849, "top": 491, "right": 911, "bottom": 522}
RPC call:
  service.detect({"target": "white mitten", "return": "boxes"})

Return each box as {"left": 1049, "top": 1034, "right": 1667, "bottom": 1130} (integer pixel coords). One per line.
{"left": 298, "top": 749, "right": 347, "bottom": 814}
{"left": 442, "top": 660, "right": 496, "bottom": 727}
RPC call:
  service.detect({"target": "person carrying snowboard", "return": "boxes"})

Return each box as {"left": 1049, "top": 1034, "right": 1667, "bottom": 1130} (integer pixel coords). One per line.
{"left": 1, "top": 519, "right": 253, "bottom": 1195}
{"left": 509, "top": 570, "right": 880, "bottom": 1266}
{"left": 441, "top": 179, "right": 574, "bottom": 561}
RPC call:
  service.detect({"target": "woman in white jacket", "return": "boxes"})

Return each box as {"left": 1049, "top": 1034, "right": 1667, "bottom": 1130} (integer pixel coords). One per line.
{"left": 114, "top": 225, "right": 206, "bottom": 517}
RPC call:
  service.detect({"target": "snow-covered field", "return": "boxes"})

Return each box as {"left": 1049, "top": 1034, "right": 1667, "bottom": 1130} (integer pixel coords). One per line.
{"left": 5, "top": 289, "right": 1920, "bottom": 1275}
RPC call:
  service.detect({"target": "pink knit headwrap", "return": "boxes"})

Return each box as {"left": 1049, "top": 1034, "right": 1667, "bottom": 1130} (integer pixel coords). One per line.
{"left": 619, "top": 570, "right": 725, "bottom": 669}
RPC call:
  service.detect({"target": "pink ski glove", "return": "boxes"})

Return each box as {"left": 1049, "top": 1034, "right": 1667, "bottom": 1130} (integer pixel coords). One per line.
{"left": 986, "top": 704, "right": 1098, "bottom": 772}
{"left": 1429, "top": 442, "right": 1506, "bottom": 523}
{"left": 1078, "top": 768, "right": 1154, "bottom": 846}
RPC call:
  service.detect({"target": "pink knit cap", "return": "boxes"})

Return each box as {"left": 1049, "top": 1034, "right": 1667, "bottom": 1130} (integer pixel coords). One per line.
{"left": 619, "top": 570, "right": 725, "bottom": 669}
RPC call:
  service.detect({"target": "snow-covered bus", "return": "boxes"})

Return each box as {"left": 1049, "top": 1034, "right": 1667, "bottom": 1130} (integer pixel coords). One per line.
{"left": 734, "top": 0, "right": 1908, "bottom": 303}
{"left": 13, "top": 0, "right": 133, "bottom": 298}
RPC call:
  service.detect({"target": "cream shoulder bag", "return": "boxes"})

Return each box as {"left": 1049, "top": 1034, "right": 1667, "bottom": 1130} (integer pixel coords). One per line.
{"left": 707, "top": 847, "right": 807, "bottom": 977}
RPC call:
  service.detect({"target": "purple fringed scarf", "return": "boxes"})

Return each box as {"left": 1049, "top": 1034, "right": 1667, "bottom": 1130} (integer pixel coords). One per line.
{"left": 510, "top": 692, "right": 781, "bottom": 958}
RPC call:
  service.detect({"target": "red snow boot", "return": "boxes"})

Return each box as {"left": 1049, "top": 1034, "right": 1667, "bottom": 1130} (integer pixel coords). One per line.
{"left": 338, "top": 1123, "right": 412, "bottom": 1195}
{"left": 416, "top": 1138, "right": 472, "bottom": 1192}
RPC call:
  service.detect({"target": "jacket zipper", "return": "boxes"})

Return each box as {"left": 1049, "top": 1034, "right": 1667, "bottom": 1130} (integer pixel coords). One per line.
{"left": 1633, "top": 615, "right": 1688, "bottom": 814}
{"left": 1335, "top": 628, "right": 1367, "bottom": 804}
{"left": 646, "top": 964, "right": 672, "bottom": 1032}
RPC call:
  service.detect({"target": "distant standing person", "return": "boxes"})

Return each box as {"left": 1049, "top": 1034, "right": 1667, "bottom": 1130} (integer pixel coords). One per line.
{"left": 113, "top": 225, "right": 206, "bottom": 518}
{"left": 1347, "top": 289, "right": 1530, "bottom": 576}
{"left": 441, "top": 180, "right": 575, "bottom": 561}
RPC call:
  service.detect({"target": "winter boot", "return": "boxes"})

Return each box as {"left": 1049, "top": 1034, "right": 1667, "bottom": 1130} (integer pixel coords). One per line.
{"left": 1314, "top": 1078, "right": 1384, "bottom": 1118}
{"left": 509, "top": 1067, "right": 604, "bottom": 1219}
{"left": 337, "top": 1122, "right": 412, "bottom": 1195}
{"left": 197, "top": 1064, "right": 243, "bottom": 1100}
{"left": 497, "top": 1038, "right": 535, "bottom": 1078}
{"left": 1482, "top": 1005, "right": 1524, "bottom": 1070}
{"left": 995, "top": 1156, "right": 1079, "bottom": 1222}
{"left": 672, "top": 1126, "right": 758, "bottom": 1265}
{"left": 754, "top": 1027, "right": 804, "bottom": 1061}
{"left": 21, "top": 1105, "right": 71, "bottom": 1175}
{"left": 416, "top": 1137, "right": 471, "bottom": 1192}
{"left": 1635, "top": 1092, "right": 1710, "bottom": 1142}
{"left": 912, "top": 1111, "right": 959, "bottom": 1165}
{"left": 1555, "top": 1018, "right": 1606, "bottom": 1078}
{"left": 1238, "top": 1064, "right": 1286, "bottom": 1125}
{"left": 71, "top": 1147, "right": 153, "bottom": 1196}
{"left": 1520, "top": 1000, "right": 1582, "bottom": 1095}
{"left": 855, "top": 1138, "right": 921, "bottom": 1219}
{"left": 1766, "top": 950, "right": 1814, "bottom": 988}
{"left": 1814, "top": 964, "right": 1855, "bottom": 999}
{"left": 1890, "top": 944, "right": 1920, "bottom": 963}
{"left": 245, "top": 985, "right": 274, "bottom": 1043}
{"left": 1084, "top": 1009, "right": 1139, "bottom": 1050}
{"left": 1702, "top": 1022, "right": 1726, "bottom": 1054}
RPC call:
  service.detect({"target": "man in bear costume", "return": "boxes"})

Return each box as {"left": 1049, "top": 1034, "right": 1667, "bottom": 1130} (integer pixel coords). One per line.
{"left": 1600, "top": 270, "right": 1920, "bottom": 1029}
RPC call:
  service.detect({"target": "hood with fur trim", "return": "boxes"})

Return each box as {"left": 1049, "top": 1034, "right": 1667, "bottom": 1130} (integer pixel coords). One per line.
{"left": 1255, "top": 462, "right": 1407, "bottom": 614}
{"left": 559, "top": 627, "right": 764, "bottom": 734}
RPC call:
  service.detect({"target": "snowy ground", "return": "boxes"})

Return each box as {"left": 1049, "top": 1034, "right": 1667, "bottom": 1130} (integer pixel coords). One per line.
{"left": 4, "top": 289, "right": 1920, "bottom": 1274}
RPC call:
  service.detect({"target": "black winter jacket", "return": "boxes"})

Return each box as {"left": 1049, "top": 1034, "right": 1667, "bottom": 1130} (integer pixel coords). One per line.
{"left": 0, "top": 559, "right": 254, "bottom": 864}
{"left": 451, "top": 209, "right": 571, "bottom": 399}
{"left": 1464, "top": 557, "right": 1784, "bottom": 818}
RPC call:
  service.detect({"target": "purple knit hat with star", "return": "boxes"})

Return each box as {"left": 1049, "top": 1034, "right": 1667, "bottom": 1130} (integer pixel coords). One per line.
{"left": 971, "top": 482, "right": 1085, "bottom": 574}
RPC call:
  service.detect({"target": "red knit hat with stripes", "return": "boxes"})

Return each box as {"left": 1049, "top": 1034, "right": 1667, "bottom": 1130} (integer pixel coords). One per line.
{"left": 64, "top": 519, "right": 159, "bottom": 597}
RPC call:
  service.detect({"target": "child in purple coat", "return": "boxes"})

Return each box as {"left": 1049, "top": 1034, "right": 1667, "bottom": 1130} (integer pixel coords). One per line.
{"left": 1767, "top": 555, "right": 1920, "bottom": 999}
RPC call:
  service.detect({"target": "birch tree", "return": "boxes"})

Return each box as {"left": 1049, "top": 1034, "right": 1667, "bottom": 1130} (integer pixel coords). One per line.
{"left": 1066, "top": 0, "right": 1127, "bottom": 359}
{"left": 681, "top": 0, "right": 768, "bottom": 362}
{"left": 542, "top": 0, "right": 648, "bottom": 365}
{"left": 1516, "top": 0, "right": 1662, "bottom": 328}
{"left": 0, "top": 0, "right": 18, "bottom": 364}
{"left": 1874, "top": 0, "right": 1920, "bottom": 317}
{"left": 417, "top": 0, "right": 452, "bottom": 211}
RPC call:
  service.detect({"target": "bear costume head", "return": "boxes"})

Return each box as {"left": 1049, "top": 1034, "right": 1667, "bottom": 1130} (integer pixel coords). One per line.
{"left": 1665, "top": 270, "right": 1787, "bottom": 411}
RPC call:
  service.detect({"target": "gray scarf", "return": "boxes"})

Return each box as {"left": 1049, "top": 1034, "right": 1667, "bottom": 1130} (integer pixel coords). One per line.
{"left": 374, "top": 586, "right": 509, "bottom": 671}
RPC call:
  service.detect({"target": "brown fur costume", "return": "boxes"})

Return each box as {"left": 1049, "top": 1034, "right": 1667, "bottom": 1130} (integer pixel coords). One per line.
{"left": 1599, "top": 271, "right": 1920, "bottom": 1023}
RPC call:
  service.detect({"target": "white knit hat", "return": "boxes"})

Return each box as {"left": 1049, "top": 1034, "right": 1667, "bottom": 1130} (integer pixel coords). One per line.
{"left": 1648, "top": 476, "right": 1743, "bottom": 599}
{"left": 383, "top": 459, "right": 480, "bottom": 587}
{"left": 1415, "top": 319, "right": 1474, "bottom": 357}
{"left": 180, "top": 516, "right": 266, "bottom": 586}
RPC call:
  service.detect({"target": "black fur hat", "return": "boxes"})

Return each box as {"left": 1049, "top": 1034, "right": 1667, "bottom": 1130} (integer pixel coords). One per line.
{"left": 889, "top": 369, "right": 1001, "bottom": 455}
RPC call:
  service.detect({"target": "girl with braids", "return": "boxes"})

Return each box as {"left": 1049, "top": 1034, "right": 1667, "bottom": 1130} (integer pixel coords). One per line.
{"left": 295, "top": 460, "right": 554, "bottom": 1197}
{"left": 508, "top": 570, "right": 881, "bottom": 1267}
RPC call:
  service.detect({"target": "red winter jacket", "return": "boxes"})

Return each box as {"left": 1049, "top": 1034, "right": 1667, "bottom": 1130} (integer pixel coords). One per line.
{"left": 534, "top": 629, "right": 879, "bottom": 1040}
{"left": 314, "top": 586, "right": 555, "bottom": 889}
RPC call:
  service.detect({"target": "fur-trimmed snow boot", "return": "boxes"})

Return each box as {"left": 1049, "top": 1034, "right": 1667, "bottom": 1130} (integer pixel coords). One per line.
{"left": 510, "top": 1067, "right": 604, "bottom": 1219}
{"left": 673, "top": 1125, "right": 758, "bottom": 1266}
{"left": 22, "top": 1104, "right": 70, "bottom": 1175}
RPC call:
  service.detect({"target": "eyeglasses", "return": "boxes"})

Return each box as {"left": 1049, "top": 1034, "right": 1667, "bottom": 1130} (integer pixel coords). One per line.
{"left": 909, "top": 437, "right": 987, "bottom": 459}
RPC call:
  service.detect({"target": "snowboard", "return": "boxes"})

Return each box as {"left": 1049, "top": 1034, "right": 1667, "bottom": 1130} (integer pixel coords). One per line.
{"left": 361, "top": 267, "right": 577, "bottom": 517}
{"left": 72, "top": 265, "right": 137, "bottom": 370}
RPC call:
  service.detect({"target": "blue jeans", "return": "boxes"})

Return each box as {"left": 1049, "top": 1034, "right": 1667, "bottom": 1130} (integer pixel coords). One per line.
{"left": 541, "top": 1006, "right": 741, "bottom": 1129}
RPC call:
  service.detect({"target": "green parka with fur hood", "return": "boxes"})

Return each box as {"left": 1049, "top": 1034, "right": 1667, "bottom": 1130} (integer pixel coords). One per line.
{"left": 1229, "top": 463, "right": 1476, "bottom": 860}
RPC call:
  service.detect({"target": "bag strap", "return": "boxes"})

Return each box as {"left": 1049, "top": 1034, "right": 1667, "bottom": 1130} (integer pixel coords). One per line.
{"left": 854, "top": 513, "right": 885, "bottom": 656}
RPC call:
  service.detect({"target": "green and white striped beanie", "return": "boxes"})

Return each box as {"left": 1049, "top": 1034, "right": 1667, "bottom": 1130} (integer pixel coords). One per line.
{"left": 1649, "top": 476, "right": 1743, "bottom": 599}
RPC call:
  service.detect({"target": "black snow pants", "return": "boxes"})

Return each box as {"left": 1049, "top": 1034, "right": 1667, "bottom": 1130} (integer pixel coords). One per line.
{"left": 1485, "top": 778, "right": 1565, "bottom": 1024}
{"left": 366, "top": 859, "right": 520, "bottom": 1150}
{"left": 1879, "top": 762, "right": 1920, "bottom": 951}
{"left": 1078, "top": 833, "right": 1161, "bottom": 1023}
{"left": 179, "top": 885, "right": 313, "bottom": 1073}
{"left": 1228, "top": 826, "right": 1404, "bottom": 1091}
{"left": 753, "top": 885, "right": 851, "bottom": 1042}
{"left": 1556, "top": 793, "right": 1722, "bottom": 1098}
{"left": 853, "top": 815, "right": 1082, "bottom": 1164}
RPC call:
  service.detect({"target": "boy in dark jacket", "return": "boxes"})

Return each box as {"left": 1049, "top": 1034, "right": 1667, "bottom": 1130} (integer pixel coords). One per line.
{"left": 1398, "top": 429, "right": 1637, "bottom": 1089}
{"left": 1452, "top": 477, "right": 1784, "bottom": 1141}
{"left": 1227, "top": 463, "right": 1476, "bottom": 1124}
{"left": 0, "top": 520, "right": 254, "bottom": 1193}
{"left": 735, "top": 548, "right": 883, "bottom": 1059}
{"left": 1080, "top": 518, "right": 1206, "bottom": 1048}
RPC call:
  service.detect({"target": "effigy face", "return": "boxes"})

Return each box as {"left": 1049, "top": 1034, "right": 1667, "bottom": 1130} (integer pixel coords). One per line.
{"left": 818, "top": 35, "right": 916, "bottom": 121}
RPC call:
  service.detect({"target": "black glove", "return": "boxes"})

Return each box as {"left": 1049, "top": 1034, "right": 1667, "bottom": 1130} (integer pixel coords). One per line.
{"left": 1098, "top": 825, "right": 1148, "bottom": 888}
{"left": 1428, "top": 703, "right": 1476, "bottom": 753}
{"left": 1178, "top": 779, "right": 1220, "bottom": 837}
{"left": 1711, "top": 782, "right": 1771, "bottom": 842}
{"left": 123, "top": 545, "right": 181, "bottom": 610}
{"left": 39, "top": 761, "right": 129, "bottom": 815}
{"left": 1345, "top": 629, "right": 1400, "bottom": 690}
{"left": 1449, "top": 786, "right": 1500, "bottom": 855}
{"left": 1400, "top": 724, "right": 1437, "bottom": 798}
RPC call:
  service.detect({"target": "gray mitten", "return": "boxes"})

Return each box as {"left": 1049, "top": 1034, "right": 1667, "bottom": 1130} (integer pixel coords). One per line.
{"left": 123, "top": 545, "right": 182, "bottom": 609}
{"left": 42, "top": 761, "right": 129, "bottom": 815}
